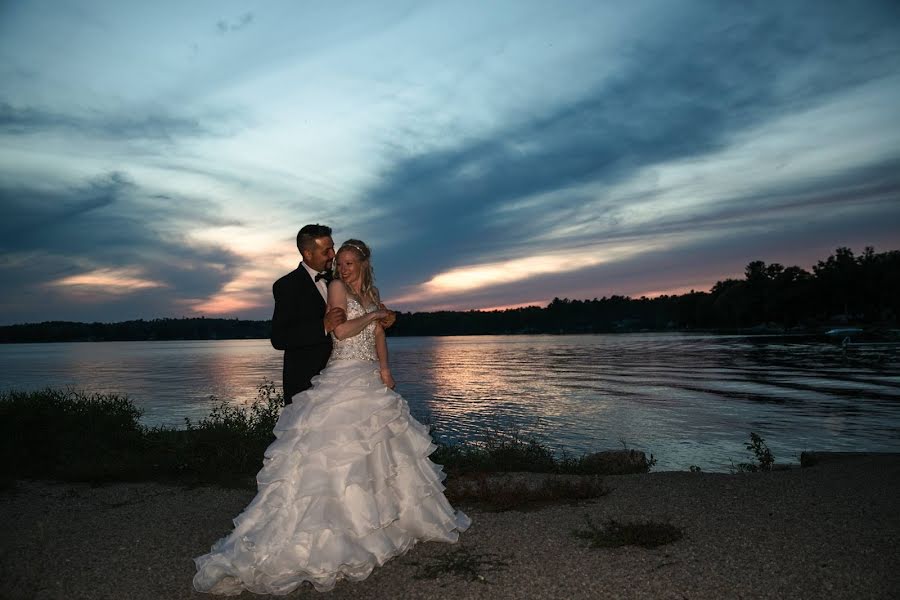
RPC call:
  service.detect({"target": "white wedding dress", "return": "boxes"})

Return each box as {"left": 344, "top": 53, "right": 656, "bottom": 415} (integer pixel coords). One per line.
{"left": 193, "top": 296, "right": 470, "bottom": 595}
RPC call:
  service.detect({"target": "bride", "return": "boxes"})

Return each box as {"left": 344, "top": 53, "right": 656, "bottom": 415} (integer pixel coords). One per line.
{"left": 193, "top": 239, "right": 470, "bottom": 595}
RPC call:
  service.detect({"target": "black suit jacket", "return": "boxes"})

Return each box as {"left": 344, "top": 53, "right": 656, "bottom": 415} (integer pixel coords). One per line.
{"left": 270, "top": 266, "right": 332, "bottom": 403}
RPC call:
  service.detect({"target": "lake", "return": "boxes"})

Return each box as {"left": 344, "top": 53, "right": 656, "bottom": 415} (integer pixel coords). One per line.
{"left": 1, "top": 333, "right": 898, "bottom": 472}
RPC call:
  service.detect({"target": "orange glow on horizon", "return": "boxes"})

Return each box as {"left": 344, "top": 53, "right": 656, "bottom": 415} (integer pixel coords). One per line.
{"left": 386, "top": 240, "right": 664, "bottom": 308}
{"left": 422, "top": 253, "right": 598, "bottom": 294}
{"left": 52, "top": 268, "right": 166, "bottom": 293}
{"left": 189, "top": 295, "right": 266, "bottom": 316}
{"left": 188, "top": 267, "right": 276, "bottom": 317}
{"left": 474, "top": 300, "right": 545, "bottom": 312}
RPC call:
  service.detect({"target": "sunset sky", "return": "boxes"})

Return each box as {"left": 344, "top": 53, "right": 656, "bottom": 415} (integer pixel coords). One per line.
{"left": 2, "top": 1, "right": 899, "bottom": 325}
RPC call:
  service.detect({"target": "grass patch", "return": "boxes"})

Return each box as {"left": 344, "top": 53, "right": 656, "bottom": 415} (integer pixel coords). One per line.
{"left": 431, "top": 430, "right": 654, "bottom": 477}
{"left": 408, "top": 547, "right": 511, "bottom": 583}
{"left": 573, "top": 516, "right": 684, "bottom": 548}
{"left": 446, "top": 473, "right": 609, "bottom": 512}
{"left": 431, "top": 431, "right": 558, "bottom": 474}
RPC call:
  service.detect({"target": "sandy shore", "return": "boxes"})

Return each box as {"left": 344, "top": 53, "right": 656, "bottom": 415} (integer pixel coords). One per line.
{"left": 2, "top": 454, "right": 898, "bottom": 600}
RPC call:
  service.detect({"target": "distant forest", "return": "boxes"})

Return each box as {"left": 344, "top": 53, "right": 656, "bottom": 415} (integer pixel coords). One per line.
{"left": 2, "top": 246, "right": 897, "bottom": 343}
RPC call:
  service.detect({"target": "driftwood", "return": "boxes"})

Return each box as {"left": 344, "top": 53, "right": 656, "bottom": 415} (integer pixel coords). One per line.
{"left": 580, "top": 449, "right": 649, "bottom": 475}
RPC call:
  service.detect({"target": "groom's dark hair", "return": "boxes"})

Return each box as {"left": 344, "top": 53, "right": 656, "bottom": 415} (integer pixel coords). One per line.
{"left": 297, "top": 224, "right": 332, "bottom": 252}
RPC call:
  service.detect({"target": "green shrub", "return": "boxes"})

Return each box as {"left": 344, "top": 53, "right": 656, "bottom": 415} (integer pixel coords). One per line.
{"left": 174, "top": 381, "right": 283, "bottom": 485}
{"left": 0, "top": 388, "right": 145, "bottom": 483}
{"left": 0, "top": 382, "right": 284, "bottom": 487}
{"left": 431, "top": 430, "right": 558, "bottom": 474}
{"left": 733, "top": 431, "right": 776, "bottom": 473}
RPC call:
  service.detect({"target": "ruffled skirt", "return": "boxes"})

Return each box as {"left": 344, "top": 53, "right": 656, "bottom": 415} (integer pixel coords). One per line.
{"left": 192, "top": 359, "right": 470, "bottom": 595}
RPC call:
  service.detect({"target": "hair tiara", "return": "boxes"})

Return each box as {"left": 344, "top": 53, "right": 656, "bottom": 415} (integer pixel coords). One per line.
{"left": 340, "top": 243, "right": 368, "bottom": 258}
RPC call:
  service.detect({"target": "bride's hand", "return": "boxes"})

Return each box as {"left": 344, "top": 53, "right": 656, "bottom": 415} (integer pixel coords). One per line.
{"left": 380, "top": 367, "right": 395, "bottom": 389}
{"left": 324, "top": 307, "right": 346, "bottom": 333}
{"left": 378, "top": 304, "right": 396, "bottom": 329}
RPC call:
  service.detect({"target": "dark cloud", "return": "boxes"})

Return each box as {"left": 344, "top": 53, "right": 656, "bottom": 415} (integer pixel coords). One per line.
{"left": 0, "top": 101, "right": 235, "bottom": 140}
{"left": 358, "top": 3, "right": 900, "bottom": 296}
{"left": 0, "top": 173, "right": 246, "bottom": 324}
{"left": 0, "top": 251, "right": 206, "bottom": 324}
{"left": 409, "top": 183, "right": 900, "bottom": 310}
{"left": 601, "top": 158, "right": 900, "bottom": 245}
{"left": 411, "top": 197, "right": 900, "bottom": 313}
{"left": 216, "top": 12, "right": 254, "bottom": 34}
{"left": 0, "top": 172, "right": 239, "bottom": 254}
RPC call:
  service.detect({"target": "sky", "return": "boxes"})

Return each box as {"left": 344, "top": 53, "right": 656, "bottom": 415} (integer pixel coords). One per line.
{"left": 1, "top": 1, "right": 899, "bottom": 325}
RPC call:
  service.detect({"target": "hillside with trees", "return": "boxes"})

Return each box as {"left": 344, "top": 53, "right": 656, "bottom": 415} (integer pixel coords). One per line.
{"left": 0, "top": 318, "right": 270, "bottom": 343}
{"left": 391, "top": 246, "right": 898, "bottom": 335}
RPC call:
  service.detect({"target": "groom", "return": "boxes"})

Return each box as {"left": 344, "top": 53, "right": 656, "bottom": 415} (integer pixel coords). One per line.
{"left": 271, "top": 224, "right": 396, "bottom": 404}
{"left": 270, "top": 224, "right": 347, "bottom": 404}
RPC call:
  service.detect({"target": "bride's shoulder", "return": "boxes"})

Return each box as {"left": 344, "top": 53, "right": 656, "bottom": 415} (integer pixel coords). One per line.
{"left": 327, "top": 279, "right": 350, "bottom": 305}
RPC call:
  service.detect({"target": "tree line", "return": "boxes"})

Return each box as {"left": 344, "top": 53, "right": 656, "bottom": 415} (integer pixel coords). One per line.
{"left": 0, "top": 317, "right": 270, "bottom": 344}
{"left": 1, "top": 246, "right": 897, "bottom": 343}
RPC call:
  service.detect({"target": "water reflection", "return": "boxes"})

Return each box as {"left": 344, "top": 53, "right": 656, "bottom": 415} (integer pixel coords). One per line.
{"left": 1, "top": 333, "right": 898, "bottom": 471}
{"left": 0, "top": 340, "right": 284, "bottom": 424}
{"left": 391, "top": 334, "right": 899, "bottom": 471}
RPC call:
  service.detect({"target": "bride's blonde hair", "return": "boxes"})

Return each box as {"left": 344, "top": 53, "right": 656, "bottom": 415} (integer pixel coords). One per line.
{"left": 335, "top": 239, "right": 379, "bottom": 304}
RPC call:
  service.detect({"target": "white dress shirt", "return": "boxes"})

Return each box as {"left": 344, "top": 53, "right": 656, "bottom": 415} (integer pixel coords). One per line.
{"left": 300, "top": 261, "right": 328, "bottom": 302}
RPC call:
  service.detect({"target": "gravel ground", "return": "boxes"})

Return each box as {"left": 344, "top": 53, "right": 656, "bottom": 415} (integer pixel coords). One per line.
{"left": 2, "top": 454, "right": 898, "bottom": 600}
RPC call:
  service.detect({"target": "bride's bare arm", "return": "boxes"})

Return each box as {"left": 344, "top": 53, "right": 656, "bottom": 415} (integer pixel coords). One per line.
{"left": 375, "top": 322, "right": 395, "bottom": 389}
{"left": 329, "top": 281, "right": 388, "bottom": 340}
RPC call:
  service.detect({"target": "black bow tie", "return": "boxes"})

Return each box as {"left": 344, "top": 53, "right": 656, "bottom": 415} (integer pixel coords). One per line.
{"left": 315, "top": 271, "right": 331, "bottom": 282}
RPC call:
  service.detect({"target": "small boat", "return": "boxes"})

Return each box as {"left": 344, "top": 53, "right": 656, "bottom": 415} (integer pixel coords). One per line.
{"left": 824, "top": 327, "right": 863, "bottom": 336}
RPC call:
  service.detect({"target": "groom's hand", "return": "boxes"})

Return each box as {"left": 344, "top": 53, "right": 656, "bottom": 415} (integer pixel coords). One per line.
{"left": 378, "top": 304, "right": 396, "bottom": 329}
{"left": 324, "top": 307, "right": 346, "bottom": 333}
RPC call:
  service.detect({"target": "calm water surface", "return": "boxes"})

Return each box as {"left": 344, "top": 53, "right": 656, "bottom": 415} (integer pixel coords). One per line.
{"left": 1, "top": 333, "right": 898, "bottom": 472}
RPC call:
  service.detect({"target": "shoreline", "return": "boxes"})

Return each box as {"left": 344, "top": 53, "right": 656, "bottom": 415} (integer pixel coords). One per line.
{"left": 2, "top": 453, "right": 897, "bottom": 599}
{"left": 4, "top": 324, "right": 897, "bottom": 344}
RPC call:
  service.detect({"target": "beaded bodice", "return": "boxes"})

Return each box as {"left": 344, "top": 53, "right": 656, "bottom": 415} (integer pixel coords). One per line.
{"left": 330, "top": 295, "right": 378, "bottom": 362}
